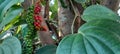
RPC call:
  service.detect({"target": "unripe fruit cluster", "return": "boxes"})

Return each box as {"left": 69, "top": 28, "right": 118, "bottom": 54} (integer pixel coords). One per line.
{"left": 26, "top": 6, "right": 36, "bottom": 38}
{"left": 24, "top": 6, "right": 35, "bottom": 54}
{"left": 24, "top": 2, "right": 47, "bottom": 54}
{"left": 23, "top": 38, "right": 33, "bottom": 54}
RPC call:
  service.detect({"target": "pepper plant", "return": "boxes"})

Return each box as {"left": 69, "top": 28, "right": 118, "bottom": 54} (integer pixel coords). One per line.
{"left": 0, "top": 0, "right": 120, "bottom": 54}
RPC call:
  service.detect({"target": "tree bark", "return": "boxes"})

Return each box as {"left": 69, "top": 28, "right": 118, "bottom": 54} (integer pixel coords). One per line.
{"left": 58, "top": 0, "right": 74, "bottom": 37}
{"left": 101, "top": 0, "right": 120, "bottom": 12}
{"left": 38, "top": 0, "right": 55, "bottom": 45}
{"left": 58, "top": 0, "right": 84, "bottom": 37}
{"left": 22, "top": 0, "right": 33, "bottom": 10}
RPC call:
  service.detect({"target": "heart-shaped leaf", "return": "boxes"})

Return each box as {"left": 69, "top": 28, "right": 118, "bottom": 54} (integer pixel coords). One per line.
{"left": 78, "top": 19, "right": 120, "bottom": 35}
{"left": 0, "top": 36, "right": 21, "bottom": 54}
{"left": 56, "top": 20, "right": 120, "bottom": 54}
{"left": 82, "top": 5, "right": 120, "bottom": 22}
{"left": 56, "top": 5, "right": 120, "bottom": 54}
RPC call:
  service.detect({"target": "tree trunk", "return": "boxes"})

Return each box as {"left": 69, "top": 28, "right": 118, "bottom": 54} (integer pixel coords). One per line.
{"left": 58, "top": 0, "right": 84, "bottom": 37}
{"left": 101, "top": 0, "right": 120, "bottom": 12}
{"left": 58, "top": 0, "right": 74, "bottom": 37}
{"left": 22, "top": 0, "right": 33, "bottom": 10}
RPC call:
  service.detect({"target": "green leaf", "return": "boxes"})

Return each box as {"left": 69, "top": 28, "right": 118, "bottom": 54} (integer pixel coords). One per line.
{"left": 13, "top": 17, "right": 26, "bottom": 27}
{"left": 0, "top": 36, "right": 21, "bottom": 54}
{"left": 0, "top": 6, "right": 23, "bottom": 30}
{"left": 0, "top": 0, "right": 24, "bottom": 22}
{"left": 0, "top": 0, "right": 11, "bottom": 19}
{"left": 21, "top": 24, "right": 28, "bottom": 37}
{"left": 0, "top": 0, "right": 5, "bottom": 5}
{"left": 18, "top": 0, "right": 24, "bottom": 3}
{"left": 36, "top": 45, "right": 57, "bottom": 54}
{"left": 50, "top": 0, "right": 58, "bottom": 12}
{"left": 82, "top": 5, "right": 120, "bottom": 22}
{"left": 50, "top": 0, "right": 58, "bottom": 20}
{"left": 78, "top": 19, "right": 120, "bottom": 36}
{"left": 56, "top": 19, "right": 120, "bottom": 54}
{"left": 0, "top": 32, "right": 7, "bottom": 39}
{"left": 57, "top": 29, "right": 120, "bottom": 54}
{"left": 74, "top": 0, "right": 87, "bottom": 4}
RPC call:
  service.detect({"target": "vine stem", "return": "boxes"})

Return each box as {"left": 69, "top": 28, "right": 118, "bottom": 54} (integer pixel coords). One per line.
{"left": 70, "top": 0, "right": 80, "bottom": 34}
{"left": 71, "top": 15, "right": 77, "bottom": 34}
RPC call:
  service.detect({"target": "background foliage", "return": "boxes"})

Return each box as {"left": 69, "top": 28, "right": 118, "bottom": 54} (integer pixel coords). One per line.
{"left": 0, "top": 0, "right": 23, "bottom": 54}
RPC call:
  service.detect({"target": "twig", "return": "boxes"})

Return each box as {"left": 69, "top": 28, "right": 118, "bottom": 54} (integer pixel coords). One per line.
{"left": 44, "top": 0, "right": 49, "bottom": 20}
{"left": 49, "top": 23, "right": 59, "bottom": 39}
{"left": 69, "top": 0, "right": 80, "bottom": 34}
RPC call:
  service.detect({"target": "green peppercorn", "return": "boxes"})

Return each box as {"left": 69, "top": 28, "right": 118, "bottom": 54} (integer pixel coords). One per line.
{"left": 23, "top": 5, "right": 36, "bottom": 54}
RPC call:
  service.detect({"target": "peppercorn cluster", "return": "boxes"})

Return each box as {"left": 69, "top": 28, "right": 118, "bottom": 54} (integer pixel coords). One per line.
{"left": 33, "top": 2, "right": 47, "bottom": 31}
{"left": 23, "top": 2, "right": 48, "bottom": 54}
{"left": 23, "top": 5, "right": 35, "bottom": 54}
{"left": 33, "top": 2, "right": 42, "bottom": 30}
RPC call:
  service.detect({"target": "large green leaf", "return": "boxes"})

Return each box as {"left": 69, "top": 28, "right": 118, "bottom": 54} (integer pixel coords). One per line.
{"left": 56, "top": 5, "right": 120, "bottom": 54}
{"left": 0, "top": 36, "right": 21, "bottom": 54}
{"left": 0, "top": 6, "right": 23, "bottom": 30}
{"left": 36, "top": 45, "right": 57, "bottom": 54}
{"left": 0, "top": 0, "right": 5, "bottom": 5}
{"left": 82, "top": 5, "right": 120, "bottom": 22}
{"left": 0, "top": 0, "right": 24, "bottom": 22}
{"left": 78, "top": 19, "right": 120, "bottom": 35}
{"left": 56, "top": 19, "right": 120, "bottom": 54}
{"left": 0, "top": 0, "right": 11, "bottom": 19}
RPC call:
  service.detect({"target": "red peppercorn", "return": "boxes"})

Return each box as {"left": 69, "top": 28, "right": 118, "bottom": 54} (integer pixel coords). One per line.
{"left": 41, "top": 26, "right": 47, "bottom": 31}
{"left": 34, "top": 3, "right": 41, "bottom": 14}
{"left": 34, "top": 22, "right": 40, "bottom": 27}
{"left": 34, "top": 15, "right": 39, "bottom": 20}
{"left": 33, "top": 2, "right": 45, "bottom": 31}
{"left": 34, "top": 15, "right": 42, "bottom": 22}
{"left": 37, "top": 16, "right": 42, "bottom": 21}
